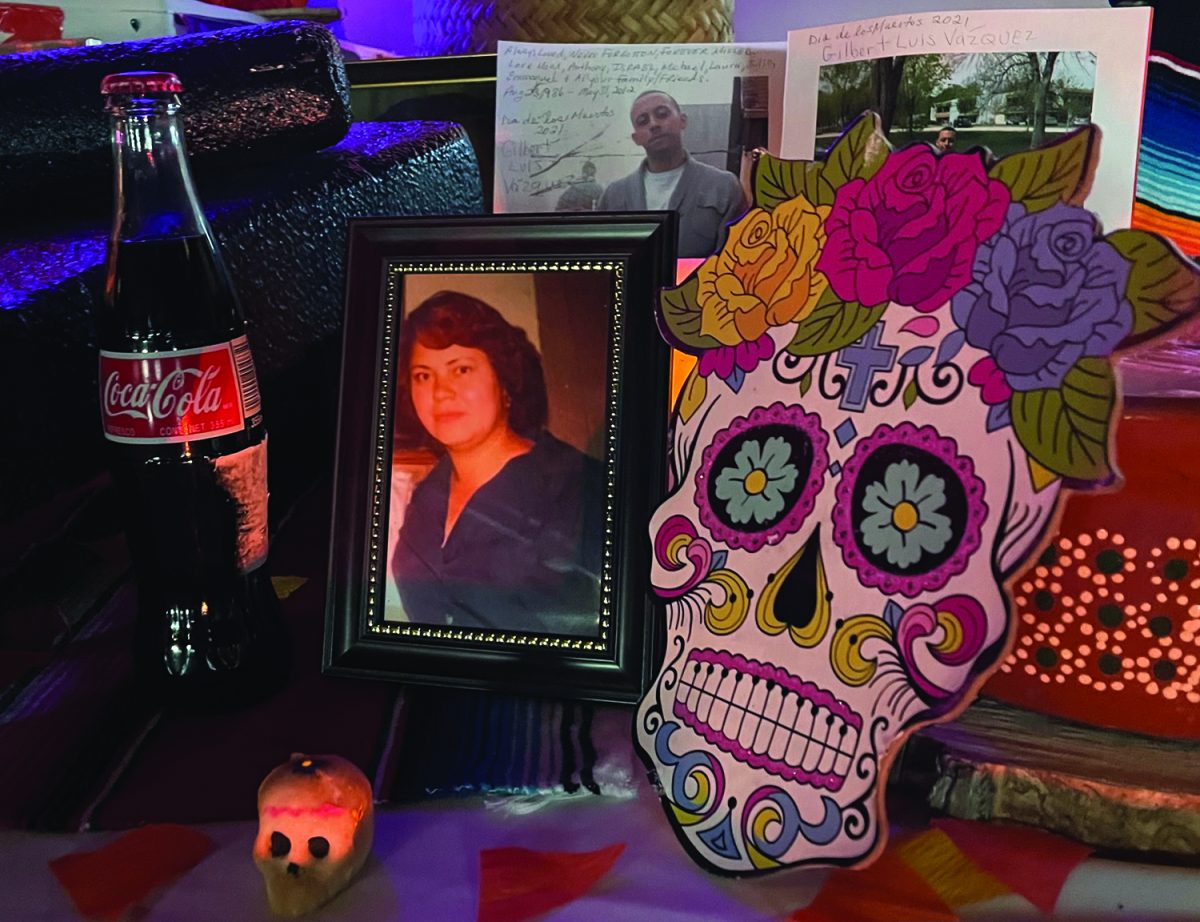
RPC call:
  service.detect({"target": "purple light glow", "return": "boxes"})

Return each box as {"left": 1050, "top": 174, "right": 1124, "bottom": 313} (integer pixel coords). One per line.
{"left": 313, "top": 0, "right": 417, "bottom": 57}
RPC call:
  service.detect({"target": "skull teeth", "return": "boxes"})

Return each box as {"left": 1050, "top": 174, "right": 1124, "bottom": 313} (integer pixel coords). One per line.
{"left": 674, "top": 649, "right": 863, "bottom": 792}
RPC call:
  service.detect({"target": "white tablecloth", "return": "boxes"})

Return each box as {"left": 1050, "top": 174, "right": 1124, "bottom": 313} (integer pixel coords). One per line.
{"left": 6, "top": 783, "right": 1200, "bottom": 921}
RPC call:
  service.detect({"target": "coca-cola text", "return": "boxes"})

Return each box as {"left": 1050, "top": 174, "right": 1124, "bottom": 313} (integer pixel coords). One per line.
{"left": 99, "top": 339, "right": 247, "bottom": 444}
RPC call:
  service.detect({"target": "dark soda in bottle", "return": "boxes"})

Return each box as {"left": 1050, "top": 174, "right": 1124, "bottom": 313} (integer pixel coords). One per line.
{"left": 97, "top": 71, "right": 286, "bottom": 707}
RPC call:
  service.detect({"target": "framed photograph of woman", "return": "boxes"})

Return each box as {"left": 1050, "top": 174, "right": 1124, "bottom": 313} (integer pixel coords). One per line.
{"left": 324, "top": 211, "right": 675, "bottom": 703}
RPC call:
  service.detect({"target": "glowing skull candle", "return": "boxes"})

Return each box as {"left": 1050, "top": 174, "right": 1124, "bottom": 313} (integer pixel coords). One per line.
{"left": 634, "top": 114, "right": 1200, "bottom": 873}
{"left": 254, "top": 753, "right": 374, "bottom": 916}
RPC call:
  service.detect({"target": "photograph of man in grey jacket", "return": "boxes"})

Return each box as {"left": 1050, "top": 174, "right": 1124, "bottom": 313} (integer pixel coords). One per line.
{"left": 598, "top": 90, "right": 748, "bottom": 259}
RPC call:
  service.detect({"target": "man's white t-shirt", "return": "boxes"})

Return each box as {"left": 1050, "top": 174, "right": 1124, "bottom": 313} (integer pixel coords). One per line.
{"left": 643, "top": 163, "right": 684, "bottom": 210}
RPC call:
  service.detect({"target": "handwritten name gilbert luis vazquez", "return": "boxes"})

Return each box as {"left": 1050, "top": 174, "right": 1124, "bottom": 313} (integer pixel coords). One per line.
{"left": 811, "top": 15, "right": 1035, "bottom": 64}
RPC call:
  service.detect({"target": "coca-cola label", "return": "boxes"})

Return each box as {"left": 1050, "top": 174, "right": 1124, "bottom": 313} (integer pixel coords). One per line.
{"left": 99, "top": 336, "right": 260, "bottom": 444}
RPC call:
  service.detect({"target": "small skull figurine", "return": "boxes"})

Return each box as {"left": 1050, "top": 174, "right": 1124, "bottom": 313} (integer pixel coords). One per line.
{"left": 634, "top": 115, "right": 1200, "bottom": 873}
{"left": 253, "top": 753, "right": 374, "bottom": 917}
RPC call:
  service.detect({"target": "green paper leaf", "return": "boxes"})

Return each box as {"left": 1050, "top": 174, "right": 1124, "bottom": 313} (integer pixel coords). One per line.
{"left": 903, "top": 378, "right": 919, "bottom": 410}
{"left": 988, "top": 125, "right": 1097, "bottom": 213}
{"left": 678, "top": 366, "right": 707, "bottom": 424}
{"left": 822, "top": 112, "right": 890, "bottom": 192}
{"left": 1011, "top": 357, "right": 1116, "bottom": 484}
{"left": 1105, "top": 229, "right": 1200, "bottom": 347}
{"left": 799, "top": 370, "right": 813, "bottom": 397}
{"left": 753, "top": 153, "right": 833, "bottom": 210}
{"left": 659, "top": 275, "right": 722, "bottom": 351}
{"left": 787, "top": 288, "right": 887, "bottom": 357}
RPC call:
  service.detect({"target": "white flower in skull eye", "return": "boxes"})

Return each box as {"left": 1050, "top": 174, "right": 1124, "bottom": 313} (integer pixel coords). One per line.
{"left": 713, "top": 436, "right": 799, "bottom": 525}
{"left": 860, "top": 460, "right": 952, "bottom": 568}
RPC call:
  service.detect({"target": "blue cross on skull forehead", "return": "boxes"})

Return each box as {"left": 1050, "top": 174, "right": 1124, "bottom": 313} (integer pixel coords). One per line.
{"left": 835, "top": 324, "right": 897, "bottom": 413}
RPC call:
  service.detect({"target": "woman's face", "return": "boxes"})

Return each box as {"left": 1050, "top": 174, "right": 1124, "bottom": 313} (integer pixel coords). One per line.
{"left": 409, "top": 341, "right": 509, "bottom": 452}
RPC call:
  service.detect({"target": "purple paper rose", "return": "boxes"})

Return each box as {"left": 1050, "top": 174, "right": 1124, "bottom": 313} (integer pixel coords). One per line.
{"left": 950, "top": 202, "right": 1133, "bottom": 392}
{"left": 816, "top": 147, "right": 1010, "bottom": 313}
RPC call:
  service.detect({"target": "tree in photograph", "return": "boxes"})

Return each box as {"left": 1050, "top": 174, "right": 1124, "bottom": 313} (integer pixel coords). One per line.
{"left": 896, "top": 55, "right": 954, "bottom": 135}
{"left": 872, "top": 57, "right": 905, "bottom": 132}
{"left": 817, "top": 60, "right": 873, "bottom": 132}
{"left": 975, "top": 52, "right": 1094, "bottom": 147}
{"left": 1025, "top": 51, "right": 1060, "bottom": 146}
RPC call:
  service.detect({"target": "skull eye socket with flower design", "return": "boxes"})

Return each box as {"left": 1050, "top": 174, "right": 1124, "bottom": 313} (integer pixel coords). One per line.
{"left": 834, "top": 422, "right": 987, "bottom": 599}
{"left": 697, "top": 404, "right": 828, "bottom": 551}
{"left": 637, "top": 114, "right": 1200, "bottom": 875}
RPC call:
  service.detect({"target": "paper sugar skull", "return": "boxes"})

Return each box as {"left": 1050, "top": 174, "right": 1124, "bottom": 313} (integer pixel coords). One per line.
{"left": 254, "top": 753, "right": 374, "bottom": 916}
{"left": 634, "top": 114, "right": 1200, "bottom": 873}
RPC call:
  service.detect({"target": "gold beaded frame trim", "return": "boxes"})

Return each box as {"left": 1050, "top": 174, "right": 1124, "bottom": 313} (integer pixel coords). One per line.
{"left": 365, "top": 258, "right": 624, "bottom": 653}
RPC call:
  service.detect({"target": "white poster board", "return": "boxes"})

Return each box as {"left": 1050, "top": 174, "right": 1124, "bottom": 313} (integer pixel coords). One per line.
{"left": 780, "top": 6, "right": 1153, "bottom": 230}
{"left": 733, "top": 0, "right": 1109, "bottom": 43}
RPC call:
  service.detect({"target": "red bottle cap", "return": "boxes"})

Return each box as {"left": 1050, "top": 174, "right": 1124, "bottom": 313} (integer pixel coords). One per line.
{"left": 100, "top": 71, "right": 184, "bottom": 96}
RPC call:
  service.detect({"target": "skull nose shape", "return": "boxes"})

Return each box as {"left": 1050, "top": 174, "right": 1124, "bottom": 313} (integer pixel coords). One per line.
{"left": 758, "top": 525, "right": 832, "bottom": 646}
{"left": 776, "top": 527, "right": 825, "bottom": 629}
{"left": 286, "top": 862, "right": 300, "bottom": 877}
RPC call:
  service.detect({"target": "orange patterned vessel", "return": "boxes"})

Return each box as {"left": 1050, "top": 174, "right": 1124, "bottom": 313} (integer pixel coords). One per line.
{"left": 985, "top": 395, "right": 1200, "bottom": 740}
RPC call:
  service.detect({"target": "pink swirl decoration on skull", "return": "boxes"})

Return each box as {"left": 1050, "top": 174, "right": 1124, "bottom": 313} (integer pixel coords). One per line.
{"left": 894, "top": 594, "right": 988, "bottom": 703}
{"left": 652, "top": 515, "right": 716, "bottom": 599}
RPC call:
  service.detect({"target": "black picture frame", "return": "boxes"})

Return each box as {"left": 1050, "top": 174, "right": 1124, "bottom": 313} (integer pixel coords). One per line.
{"left": 323, "top": 211, "right": 675, "bottom": 703}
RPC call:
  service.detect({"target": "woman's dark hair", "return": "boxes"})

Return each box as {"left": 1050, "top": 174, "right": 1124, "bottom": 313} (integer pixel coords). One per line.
{"left": 396, "top": 290, "right": 548, "bottom": 445}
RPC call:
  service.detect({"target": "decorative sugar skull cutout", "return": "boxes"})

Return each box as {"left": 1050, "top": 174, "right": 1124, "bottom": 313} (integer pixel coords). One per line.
{"left": 254, "top": 753, "right": 375, "bottom": 917}
{"left": 634, "top": 114, "right": 1200, "bottom": 874}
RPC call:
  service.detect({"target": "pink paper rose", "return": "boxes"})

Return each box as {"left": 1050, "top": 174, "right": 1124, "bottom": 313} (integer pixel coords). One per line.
{"left": 967, "top": 356, "right": 1013, "bottom": 405}
{"left": 816, "top": 147, "right": 1010, "bottom": 313}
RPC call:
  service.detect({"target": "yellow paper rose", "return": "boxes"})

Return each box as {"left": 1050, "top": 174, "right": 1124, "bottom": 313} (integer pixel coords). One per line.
{"left": 697, "top": 196, "right": 830, "bottom": 347}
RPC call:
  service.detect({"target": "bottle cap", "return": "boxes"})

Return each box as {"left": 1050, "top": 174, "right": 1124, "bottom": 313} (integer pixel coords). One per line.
{"left": 100, "top": 71, "right": 184, "bottom": 96}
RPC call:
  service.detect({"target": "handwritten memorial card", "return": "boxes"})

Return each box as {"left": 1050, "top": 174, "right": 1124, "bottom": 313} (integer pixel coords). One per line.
{"left": 494, "top": 42, "right": 784, "bottom": 257}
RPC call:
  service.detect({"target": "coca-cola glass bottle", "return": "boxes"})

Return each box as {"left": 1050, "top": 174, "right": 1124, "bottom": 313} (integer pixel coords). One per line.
{"left": 97, "top": 71, "right": 287, "bottom": 707}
